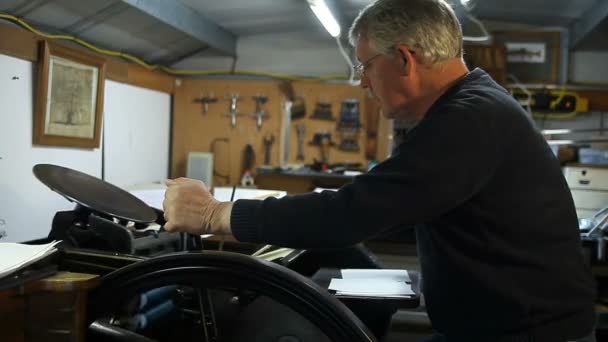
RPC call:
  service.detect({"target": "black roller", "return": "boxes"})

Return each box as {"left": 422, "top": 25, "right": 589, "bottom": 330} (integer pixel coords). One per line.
{"left": 33, "top": 164, "right": 157, "bottom": 224}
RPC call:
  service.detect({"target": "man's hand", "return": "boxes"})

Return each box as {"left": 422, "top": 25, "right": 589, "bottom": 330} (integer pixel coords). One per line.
{"left": 162, "top": 178, "right": 232, "bottom": 235}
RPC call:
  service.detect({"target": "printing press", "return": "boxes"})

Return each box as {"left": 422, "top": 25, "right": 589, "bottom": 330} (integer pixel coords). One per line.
{"left": 2, "top": 164, "right": 421, "bottom": 342}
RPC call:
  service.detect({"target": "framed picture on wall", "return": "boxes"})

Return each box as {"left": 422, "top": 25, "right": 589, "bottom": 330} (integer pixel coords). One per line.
{"left": 34, "top": 40, "right": 106, "bottom": 148}
{"left": 492, "top": 31, "right": 560, "bottom": 84}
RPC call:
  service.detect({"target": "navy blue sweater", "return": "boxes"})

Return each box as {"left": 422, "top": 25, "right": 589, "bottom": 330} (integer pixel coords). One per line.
{"left": 231, "top": 68, "right": 595, "bottom": 340}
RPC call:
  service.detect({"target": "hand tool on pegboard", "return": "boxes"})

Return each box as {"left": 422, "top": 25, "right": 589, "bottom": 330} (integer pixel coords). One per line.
{"left": 311, "top": 101, "right": 334, "bottom": 121}
{"left": 278, "top": 80, "right": 306, "bottom": 119}
{"left": 225, "top": 93, "right": 242, "bottom": 128}
{"left": 251, "top": 94, "right": 269, "bottom": 131}
{"left": 193, "top": 91, "right": 217, "bottom": 114}
{"left": 310, "top": 131, "right": 335, "bottom": 165}
{"left": 296, "top": 124, "right": 306, "bottom": 161}
{"left": 336, "top": 99, "right": 361, "bottom": 152}
{"left": 364, "top": 94, "right": 380, "bottom": 159}
{"left": 240, "top": 144, "right": 255, "bottom": 187}
{"left": 263, "top": 134, "right": 275, "bottom": 165}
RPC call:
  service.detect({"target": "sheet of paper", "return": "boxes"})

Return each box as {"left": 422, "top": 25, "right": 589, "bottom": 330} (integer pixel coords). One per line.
{"left": 341, "top": 269, "right": 410, "bottom": 282}
{"left": 313, "top": 187, "right": 338, "bottom": 193}
{"left": 0, "top": 241, "right": 60, "bottom": 279}
{"left": 328, "top": 278, "right": 414, "bottom": 296}
{"left": 130, "top": 189, "right": 166, "bottom": 210}
{"left": 344, "top": 170, "right": 363, "bottom": 176}
{"left": 213, "top": 187, "right": 286, "bottom": 201}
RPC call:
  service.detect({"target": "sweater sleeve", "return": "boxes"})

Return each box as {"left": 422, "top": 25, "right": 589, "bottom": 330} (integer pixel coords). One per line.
{"left": 231, "top": 103, "right": 501, "bottom": 248}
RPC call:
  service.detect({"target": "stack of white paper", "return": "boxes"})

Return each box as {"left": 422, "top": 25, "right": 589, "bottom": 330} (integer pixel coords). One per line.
{"left": 0, "top": 241, "right": 61, "bottom": 279}
{"left": 328, "top": 269, "right": 414, "bottom": 297}
{"left": 341, "top": 269, "right": 410, "bottom": 282}
{"left": 313, "top": 187, "right": 338, "bottom": 193}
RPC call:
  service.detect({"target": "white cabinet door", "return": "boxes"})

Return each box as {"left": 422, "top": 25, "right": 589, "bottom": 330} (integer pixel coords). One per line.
{"left": 570, "top": 189, "right": 608, "bottom": 210}
{"left": 103, "top": 81, "right": 171, "bottom": 188}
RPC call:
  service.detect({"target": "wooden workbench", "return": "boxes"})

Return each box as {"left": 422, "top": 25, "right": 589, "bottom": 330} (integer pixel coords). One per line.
{"left": 255, "top": 170, "right": 354, "bottom": 194}
{"left": 0, "top": 272, "right": 99, "bottom": 342}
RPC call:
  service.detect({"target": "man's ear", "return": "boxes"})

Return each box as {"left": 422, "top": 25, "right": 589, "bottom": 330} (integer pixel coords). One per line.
{"left": 396, "top": 44, "right": 415, "bottom": 77}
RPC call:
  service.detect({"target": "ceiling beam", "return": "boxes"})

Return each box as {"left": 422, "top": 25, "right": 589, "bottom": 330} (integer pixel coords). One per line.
{"left": 9, "top": 0, "right": 55, "bottom": 17}
{"left": 570, "top": 0, "right": 608, "bottom": 48}
{"left": 118, "top": 0, "right": 236, "bottom": 56}
{"left": 61, "top": 2, "right": 130, "bottom": 35}
{"left": 157, "top": 46, "right": 210, "bottom": 66}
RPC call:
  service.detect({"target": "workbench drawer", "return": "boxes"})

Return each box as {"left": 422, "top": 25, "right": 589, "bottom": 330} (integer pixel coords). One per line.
{"left": 577, "top": 208, "right": 600, "bottom": 220}
{"left": 564, "top": 166, "right": 608, "bottom": 191}
{"left": 570, "top": 189, "right": 608, "bottom": 210}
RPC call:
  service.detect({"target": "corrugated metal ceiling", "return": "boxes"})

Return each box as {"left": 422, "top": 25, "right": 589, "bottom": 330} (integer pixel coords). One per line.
{"left": 0, "top": 0, "right": 606, "bottom": 69}
{"left": 0, "top": 0, "right": 210, "bottom": 65}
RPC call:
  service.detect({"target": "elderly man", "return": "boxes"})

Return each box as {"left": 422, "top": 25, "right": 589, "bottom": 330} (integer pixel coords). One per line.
{"left": 163, "top": 0, "right": 596, "bottom": 340}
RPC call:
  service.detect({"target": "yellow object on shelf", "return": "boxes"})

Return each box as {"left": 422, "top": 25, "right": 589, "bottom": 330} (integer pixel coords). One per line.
{"left": 511, "top": 87, "right": 589, "bottom": 118}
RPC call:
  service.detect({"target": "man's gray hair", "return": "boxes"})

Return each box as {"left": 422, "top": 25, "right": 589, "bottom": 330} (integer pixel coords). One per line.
{"left": 348, "top": 0, "right": 463, "bottom": 64}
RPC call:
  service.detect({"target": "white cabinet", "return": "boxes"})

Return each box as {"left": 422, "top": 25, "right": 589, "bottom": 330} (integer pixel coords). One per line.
{"left": 564, "top": 166, "right": 608, "bottom": 219}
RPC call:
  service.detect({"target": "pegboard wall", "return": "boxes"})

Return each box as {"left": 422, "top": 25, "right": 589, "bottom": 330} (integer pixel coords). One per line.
{"left": 171, "top": 78, "right": 376, "bottom": 187}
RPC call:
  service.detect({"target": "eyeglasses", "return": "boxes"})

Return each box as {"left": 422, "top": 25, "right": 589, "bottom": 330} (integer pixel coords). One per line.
{"left": 354, "top": 49, "right": 416, "bottom": 78}
{"left": 354, "top": 53, "right": 382, "bottom": 78}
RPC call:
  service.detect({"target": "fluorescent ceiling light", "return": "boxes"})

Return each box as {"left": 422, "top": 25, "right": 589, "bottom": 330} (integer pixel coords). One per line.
{"left": 460, "top": 0, "right": 471, "bottom": 6}
{"left": 542, "top": 129, "right": 572, "bottom": 135}
{"left": 308, "top": 0, "right": 341, "bottom": 37}
{"left": 546, "top": 140, "right": 574, "bottom": 145}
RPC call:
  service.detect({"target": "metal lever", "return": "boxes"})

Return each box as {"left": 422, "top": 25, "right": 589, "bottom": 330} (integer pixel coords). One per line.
{"left": 590, "top": 206, "right": 608, "bottom": 221}
{"left": 197, "top": 288, "right": 218, "bottom": 342}
{"left": 580, "top": 207, "right": 608, "bottom": 261}
{"left": 585, "top": 211, "right": 608, "bottom": 238}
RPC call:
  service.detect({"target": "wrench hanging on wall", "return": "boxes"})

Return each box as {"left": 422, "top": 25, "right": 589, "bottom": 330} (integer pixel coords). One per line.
{"left": 263, "top": 134, "right": 275, "bottom": 165}
{"left": 296, "top": 124, "right": 305, "bottom": 161}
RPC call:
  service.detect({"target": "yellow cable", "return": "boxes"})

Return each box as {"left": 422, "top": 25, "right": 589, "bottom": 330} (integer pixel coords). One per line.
{"left": 0, "top": 13, "right": 351, "bottom": 82}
